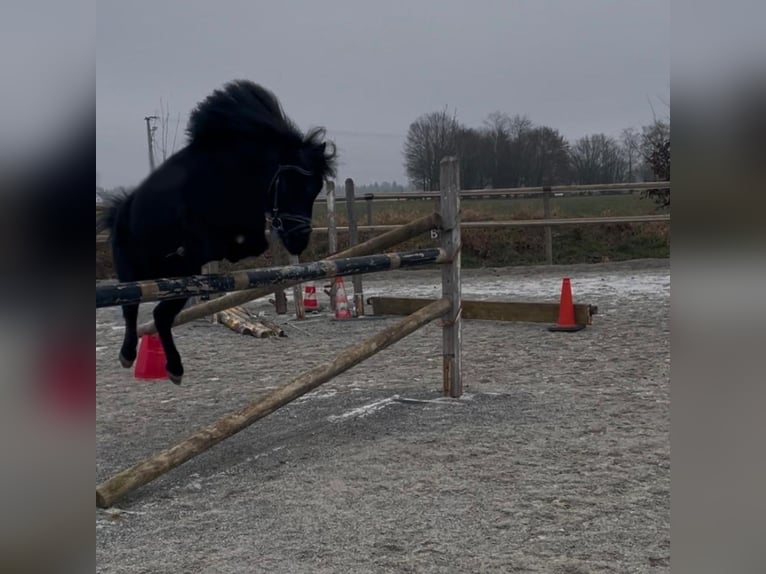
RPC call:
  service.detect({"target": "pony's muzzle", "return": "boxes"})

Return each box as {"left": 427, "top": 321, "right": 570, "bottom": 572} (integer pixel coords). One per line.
{"left": 278, "top": 227, "right": 311, "bottom": 255}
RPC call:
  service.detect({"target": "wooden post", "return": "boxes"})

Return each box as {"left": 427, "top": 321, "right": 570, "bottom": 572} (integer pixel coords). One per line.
{"left": 270, "top": 231, "right": 288, "bottom": 315}
{"left": 364, "top": 193, "right": 374, "bottom": 226}
{"left": 543, "top": 186, "right": 553, "bottom": 265}
{"left": 136, "top": 212, "right": 442, "bottom": 335}
{"left": 96, "top": 298, "right": 451, "bottom": 508}
{"left": 440, "top": 157, "right": 462, "bottom": 398}
{"left": 204, "top": 262, "right": 221, "bottom": 322}
{"left": 190, "top": 262, "right": 221, "bottom": 322}
{"left": 325, "top": 180, "right": 338, "bottom": 313}
{"left": 345, "top": 178, "right": 364, "bottom": 316}
{"left": 289, "top": 255, "right": 305, "bottom": 320}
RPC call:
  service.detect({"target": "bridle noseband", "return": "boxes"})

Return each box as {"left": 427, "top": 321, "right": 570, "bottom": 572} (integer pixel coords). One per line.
{"left": 266, "top": 164, "right": 314, "bottom": 234}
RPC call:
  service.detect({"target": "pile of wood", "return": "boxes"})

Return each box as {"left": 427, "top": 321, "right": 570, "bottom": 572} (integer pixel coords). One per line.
{"left": 214, "top": 306, "right": 285, "bottom": 338}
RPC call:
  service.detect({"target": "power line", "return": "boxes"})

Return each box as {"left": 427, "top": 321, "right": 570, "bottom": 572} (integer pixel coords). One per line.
{"left": 326, "top": 129, "right": 406, "bottom": 139}
{"left": 148, "top": 109, "right": 406, "bottom": 140}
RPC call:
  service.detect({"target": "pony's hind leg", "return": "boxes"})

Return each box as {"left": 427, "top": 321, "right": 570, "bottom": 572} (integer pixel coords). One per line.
{"left": 119, "top": 303, "right": 139, "bottom": 368}
{"left": 153, "top": 297, "right": 189, "bottom": 385}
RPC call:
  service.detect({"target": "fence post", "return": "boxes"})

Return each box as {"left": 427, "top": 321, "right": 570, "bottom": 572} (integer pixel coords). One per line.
{"left": 190, "top": 261, "right": 221, "bottom": 322}
{"left": 364, "top": 193, "right": 374, "bottom": 226}
{"left": 270, "top": 224, "right": 288, "bottom": 315}
{"left": 290, "top": 255, "right": 305, "bottom": 320}
{"left": 543, "top": 186, "right": 553, "bottom": 265}
{"left": 325, "top": 180, "right": 338, "bottom": 313}
{"left": 440, "top": 157, "right": 462, "bottom": 398}
{"left": 345, "top": 178, "right": 364, "bottom": 316}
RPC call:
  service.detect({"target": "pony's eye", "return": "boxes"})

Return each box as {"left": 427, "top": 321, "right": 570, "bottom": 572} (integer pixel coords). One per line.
{"left": 235, "top": 234, "right": 245, "bottom": 244}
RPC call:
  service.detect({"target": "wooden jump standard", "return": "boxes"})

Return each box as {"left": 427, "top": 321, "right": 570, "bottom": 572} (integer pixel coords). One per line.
{"left": 96, "top": 157, "right": 463, "bottom": 508}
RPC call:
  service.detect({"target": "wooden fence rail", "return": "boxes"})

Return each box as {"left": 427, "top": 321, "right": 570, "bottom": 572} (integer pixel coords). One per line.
{"left": 312, "top": 180, "right": 671, "bottom": 202}
{"left": 96, "top": 214, "right": 670, "bottom": 245}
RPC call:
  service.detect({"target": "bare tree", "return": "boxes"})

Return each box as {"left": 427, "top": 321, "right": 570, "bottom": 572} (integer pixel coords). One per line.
{"left": 620, "top": 127, "right": 641, "bottom": 182}
{"left": 403, "top": 109, "right": 569, "bottom": 190}
{"left": 515, "top": 126, "right": 571, "bottom": 186}
{"left": 481, "top": 112, "right": 534, "bottom": 187}
{"left": 570, "top": 133, "right": 627, "bottom": 184}
{"left": 455, "top": 126, "right": 493, "bottom": 189}
{"left": 640, "top": 119, "right": 670, "bottom": 207}
{"left": 154, "top": 98, "right": 182, "bottom": 164}
{"left": 403, "top": 108, "right": 462, "bottom": 190}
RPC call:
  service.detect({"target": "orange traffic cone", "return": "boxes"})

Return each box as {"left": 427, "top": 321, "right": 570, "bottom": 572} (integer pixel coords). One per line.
{"left": 304, "top": 283, "right": 319, "bottom": 312}
{"left": 134, "top": 334, "right": 168, "bottom": 379}
{"left": 548, "top": 278, "right": 585, "bottom": 332}
{"left": 334, "top": 277, "right": 352, "bottom": 320}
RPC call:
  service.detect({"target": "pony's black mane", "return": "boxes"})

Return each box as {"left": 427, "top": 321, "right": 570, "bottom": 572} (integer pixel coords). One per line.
{"left": 186, "top": 79, "right": 337, "bottom": 178}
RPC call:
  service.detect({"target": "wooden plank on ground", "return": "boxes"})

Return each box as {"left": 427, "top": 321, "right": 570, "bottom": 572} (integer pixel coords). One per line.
{"left": 367, "top": 297, "right": 596, "bottom": 325}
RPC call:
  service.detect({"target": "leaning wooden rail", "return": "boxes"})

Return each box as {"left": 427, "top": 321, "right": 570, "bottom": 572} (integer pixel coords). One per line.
{"left": 96, "top": 297, "right": 452, "bottom": 508}
{"left": 134, "top": 212, "right": 441, "bottom": 335}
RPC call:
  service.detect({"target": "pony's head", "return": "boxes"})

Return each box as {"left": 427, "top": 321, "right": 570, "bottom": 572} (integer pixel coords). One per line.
{"left": 267, "top": 128, "right": 336, "bottom": 255}
{"left": 186, "top": 79, "right": 337, "bottom": 256}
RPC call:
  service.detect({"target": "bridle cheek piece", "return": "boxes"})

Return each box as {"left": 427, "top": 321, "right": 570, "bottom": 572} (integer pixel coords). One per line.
{"left": 266, "top": 164, "right": 314, "bottom": 235}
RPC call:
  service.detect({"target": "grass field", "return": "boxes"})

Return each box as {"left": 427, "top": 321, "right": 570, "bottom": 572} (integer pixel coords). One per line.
{"left": 311, "top": 193, "right": 661, "bottom": 227}
{"left": 95, "top": 193, "right": 670, "bottom": 279}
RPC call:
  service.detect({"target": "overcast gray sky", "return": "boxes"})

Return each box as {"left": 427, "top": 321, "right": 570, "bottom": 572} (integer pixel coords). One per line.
{"left": 96, "top": 0, "right": 669, "bottom": 189}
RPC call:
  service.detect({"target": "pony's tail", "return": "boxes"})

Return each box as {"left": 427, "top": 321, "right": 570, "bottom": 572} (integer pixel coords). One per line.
{"left": 96, "top": 189, "right": 131, "bottom": 236}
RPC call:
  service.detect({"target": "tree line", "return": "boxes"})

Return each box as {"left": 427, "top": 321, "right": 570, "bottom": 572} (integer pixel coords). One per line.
{"left": 403, "top": 108, "right": 670, "bottom": 205}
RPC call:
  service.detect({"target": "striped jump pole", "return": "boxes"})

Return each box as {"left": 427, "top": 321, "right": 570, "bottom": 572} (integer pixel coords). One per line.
{"left": 96, "top": 248, "right": 448, "bottom": 309}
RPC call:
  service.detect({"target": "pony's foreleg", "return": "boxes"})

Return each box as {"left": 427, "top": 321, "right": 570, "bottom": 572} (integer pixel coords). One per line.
{"left": 153, "top": 298, "right": 189, "bottom": 385}
{"left": 119, "top": 304, "right": 139, "bottom": 368}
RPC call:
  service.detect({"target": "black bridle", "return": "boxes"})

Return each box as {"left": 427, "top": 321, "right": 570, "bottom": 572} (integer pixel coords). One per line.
{"left": 266, "top": 164, "right": 314, "bottom": 235}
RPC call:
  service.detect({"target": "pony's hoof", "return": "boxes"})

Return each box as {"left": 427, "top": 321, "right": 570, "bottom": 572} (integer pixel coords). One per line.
{"left": 119, "top": 353, "right": 134, "bottom": 369}
{"left": 167, "top": 371, "right": 183, "bottom": 385}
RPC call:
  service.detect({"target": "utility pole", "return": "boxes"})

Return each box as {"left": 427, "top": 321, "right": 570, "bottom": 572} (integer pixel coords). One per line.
{"left": 144, "top": 115, "right": 158, "bottom": 172}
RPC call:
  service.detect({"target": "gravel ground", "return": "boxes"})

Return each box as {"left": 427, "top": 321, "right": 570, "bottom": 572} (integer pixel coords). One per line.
{"left": 96, "top": 258, "right": 670, "bottom": 573}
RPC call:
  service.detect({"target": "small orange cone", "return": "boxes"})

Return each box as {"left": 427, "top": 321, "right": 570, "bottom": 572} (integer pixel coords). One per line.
{"left": 134, "top": 334, "right": 168, "bottom": 380}
{"left": 304, "top": 283, "right": 319, "bottom": 312}
{"left": 334, "top": 277, "right": 352, "bottom": 320}
{"left": 548, "top": 278, "right": 586, "bottom": 332}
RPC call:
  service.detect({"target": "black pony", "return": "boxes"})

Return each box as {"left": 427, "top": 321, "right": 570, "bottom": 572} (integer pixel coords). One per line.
{"left": 100, "top": 80, "right": 336, "bottom": 384}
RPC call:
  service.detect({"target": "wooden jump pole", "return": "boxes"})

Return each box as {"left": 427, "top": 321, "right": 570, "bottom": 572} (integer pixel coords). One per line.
{"left": 98, "top": 249, "right": 448, "bottom": 309}
{"left": 135, "top": 212, "right": 441, "bottom": 335}
{"left": 440, "top": 157, "right": 462, "bottom": 398}
{"left": 96, "top": 298, "right": 452, "bottom": 508}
